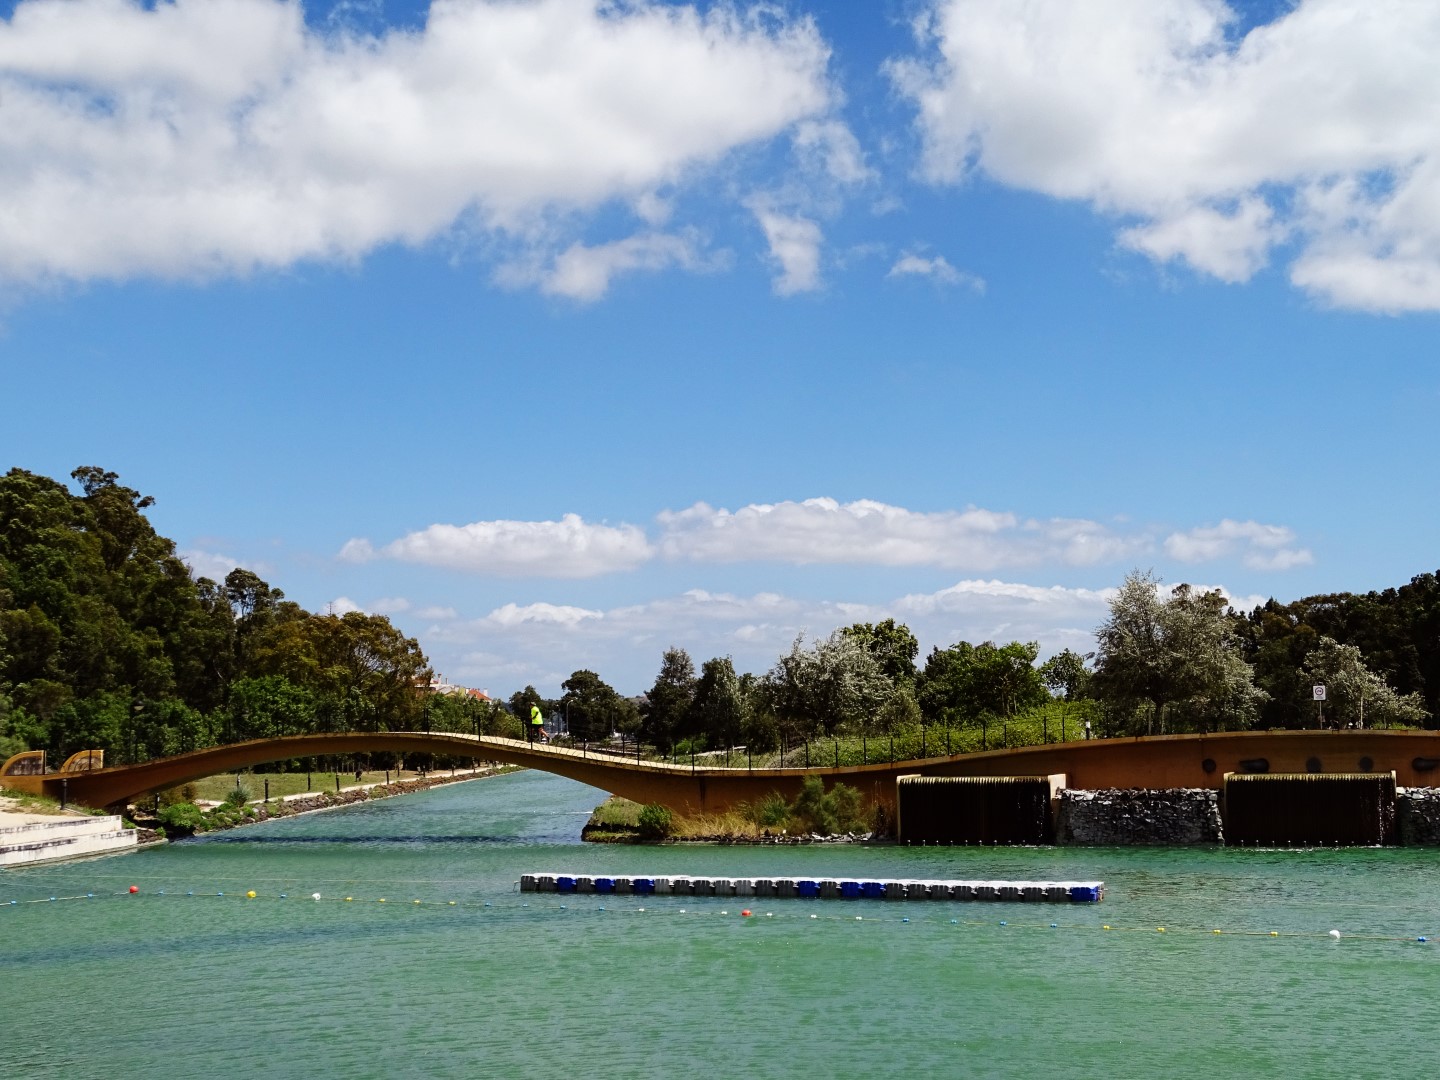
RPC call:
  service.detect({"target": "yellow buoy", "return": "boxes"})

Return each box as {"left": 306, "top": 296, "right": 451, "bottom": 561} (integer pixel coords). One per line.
{"left": 246, "top": 891, "right": 257, "bottom": 899}
{"left": 1270, "top": 931, "right": 1279, "bottom": 936}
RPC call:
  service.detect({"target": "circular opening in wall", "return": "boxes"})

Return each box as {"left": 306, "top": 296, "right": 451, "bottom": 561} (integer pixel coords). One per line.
{"left": 1360, "top": 756, "right": 1374, "bottom": 773}
{"left": 1306, "top": 756, "right": 1322, "bottom": 773}
{"left": 1201, "top": 758, "right": 1216, "bottom": 774}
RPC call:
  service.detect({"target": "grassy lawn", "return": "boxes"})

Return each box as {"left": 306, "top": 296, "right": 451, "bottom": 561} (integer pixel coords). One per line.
{"left": 184, "top": 766, "right": 478, "bottom": 803}
{"left": 1, "top": 787, "right": 105, "bottom": 816}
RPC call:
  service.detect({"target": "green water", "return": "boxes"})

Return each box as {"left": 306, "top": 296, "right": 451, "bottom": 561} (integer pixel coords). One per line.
{"left": 4, "top": 770, "right": 1440, "bottom": 1078}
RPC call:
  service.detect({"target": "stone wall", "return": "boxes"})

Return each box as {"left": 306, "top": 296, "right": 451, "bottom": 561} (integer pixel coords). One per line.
{"left": 1056, "top": 788, "right": 1223, "bottom": 846}
{"left": 1397, "top": 788, "right": 1440, "bottom": 845}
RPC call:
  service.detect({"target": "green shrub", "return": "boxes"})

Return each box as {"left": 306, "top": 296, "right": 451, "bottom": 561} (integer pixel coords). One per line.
{"left": 756, "top": 791, "right": 791, "bottom": 828}
{"left": 157, "top": 783, "right": 200, "bottom": 808}
{"left": 158, "top": 802, "right": 207, "bottom": 836}
{"left": 790, "top": 777, "right": 867, "bottom": 835}
{"left": 221, "top": 783, "right": 251, "bottom": 809}
{"left": 790, "top": 776, "right": 833, "bottom": 833}
{"left": 636, "top": 803, "right": 674, "bottom": 841}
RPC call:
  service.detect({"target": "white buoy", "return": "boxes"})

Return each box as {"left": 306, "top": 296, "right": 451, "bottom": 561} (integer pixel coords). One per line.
{"left": 1329, "top": 929, "right": 1341, "bottom": 939}
{"left": 312, "top": 892, "right": 321, "bottom": 901}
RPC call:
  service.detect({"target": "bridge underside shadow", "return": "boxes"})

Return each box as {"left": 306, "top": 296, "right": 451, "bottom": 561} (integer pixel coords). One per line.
{"left": 5, "top": 729, "right": 1440, "bottom": 816}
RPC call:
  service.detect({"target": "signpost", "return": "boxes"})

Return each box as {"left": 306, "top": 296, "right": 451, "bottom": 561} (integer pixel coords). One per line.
{"left": 1313, "top": 684, "right": 1326, "bottom": 728}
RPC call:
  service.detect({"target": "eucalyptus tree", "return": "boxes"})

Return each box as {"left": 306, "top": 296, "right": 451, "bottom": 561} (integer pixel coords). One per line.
{"left": 839, "top": 619, "right": 919, "bottom": 689}
{"left": 689, "top": 655, "right": 749, "bottom": 749}
{"left": 1093, "top": 570, "right": 1265, "bottom": 734}
{"left": 1300, "top": 637, "right": 1427, "bottom": 729}
{"left": 762, "top": 630, "right": 891, "bottom": 738}
{"left": 642, "top": 646, "right": 696, "bottom": 751}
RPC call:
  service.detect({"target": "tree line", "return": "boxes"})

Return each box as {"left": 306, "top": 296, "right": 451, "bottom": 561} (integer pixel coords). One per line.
{"left": 527, "top": 572, "right": 1437, "bottom": 752}
{"left": 0, "top": 467, "right": 509, "bottom": 765}
{"left": 2, "top": 467, "right": 1434, "bottom": 766}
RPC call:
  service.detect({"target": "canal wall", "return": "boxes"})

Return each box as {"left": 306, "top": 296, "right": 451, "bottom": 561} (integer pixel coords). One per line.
{"left": 1055, "top": 788, "right": 1223, "bottom": 846}
{"left": 1397, "top": 788, "right": 1440, "bottom": 845}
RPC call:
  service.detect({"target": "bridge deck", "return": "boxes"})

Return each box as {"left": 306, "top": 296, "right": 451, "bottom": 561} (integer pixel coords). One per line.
{"left": 5, "top": 729, "right": 1440, "bottom": 814}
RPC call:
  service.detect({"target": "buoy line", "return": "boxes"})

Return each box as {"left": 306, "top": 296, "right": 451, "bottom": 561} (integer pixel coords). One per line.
{"left": 3, "top": 888, "right": 1434, "bottom": 943}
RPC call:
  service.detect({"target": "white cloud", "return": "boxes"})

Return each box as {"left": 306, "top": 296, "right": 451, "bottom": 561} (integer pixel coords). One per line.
{"left": 792, "top": 119, "right": 873, "bottom": 185}
{"left": 528, "top": 231, "right": 720, "bottom": 302}
{"left": 417, "top": 570, "right": 1291, "bottom": 694}
{"left": 483, "top": 602, "right": 603, "bottom": 628}
{"left": 748, "top": 202, "right": 824, "bottom": 294}
{"left": 656, "top": 498, "right": 1146, "bottom": 570}
{"left": 345, "top": 499, "right": 1310, "bottom": 580}
{"left": 0, "top": 0, "right": 835, "bottom": 288}
{"left": 1164, "top": 519, "right": 1313, "bottom": 571}
{"left": 180, "top": 548, "right": 241, "bottom": 581}
{"left": 1119, "top": 198, "right": 1279, "bottom": 283}
{"left": 890, "top": 0, "right": 1440, "bottom": 311}
{"left": 344, "top": 513, "right": 653, "bottom": 578}
{"left": 423, "top": 579, "right": 1124, "bottom": 694}
{"left": 887, "top": 252, "right": 984, "bottom": 290}
{"left": 327, "top": 596, "right": 362, "bottom": 615}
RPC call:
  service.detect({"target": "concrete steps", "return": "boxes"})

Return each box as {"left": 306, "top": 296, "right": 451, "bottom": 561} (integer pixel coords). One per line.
{"left": 0, "top": 814, "right": 138, "bottom": 868}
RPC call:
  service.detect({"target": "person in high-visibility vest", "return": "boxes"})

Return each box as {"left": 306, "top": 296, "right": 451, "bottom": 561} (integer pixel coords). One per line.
{"left": 529, "top": 704, "right": 549, "bottom": 743}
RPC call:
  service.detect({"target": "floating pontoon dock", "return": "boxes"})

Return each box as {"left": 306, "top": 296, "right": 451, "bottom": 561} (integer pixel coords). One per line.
{"left": 521, "top": 874, "right": 1103, "bottom": 902}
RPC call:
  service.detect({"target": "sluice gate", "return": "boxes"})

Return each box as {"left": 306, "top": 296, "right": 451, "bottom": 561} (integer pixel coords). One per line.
{"left": 896, "top": 774, "right": 1064, "bottom": 845}
{"left": 520, "top": 873, "right": 1103, "bottom": 902}
{"left": 1223, "top": 773, "right": 1397, "bottom": 846}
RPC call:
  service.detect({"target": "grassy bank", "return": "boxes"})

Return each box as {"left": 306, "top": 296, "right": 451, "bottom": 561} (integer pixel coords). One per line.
{"left": 583, "top": 776, "right": 883, "bottom": 844}
{"left": 148, "top": 765, "right": 519, "bottom": 838}
{"left": 1, "top": 786, "right": 106, "bottom": 817}
{"left": 186, "top": 767, "right": 470, "bottom": 803}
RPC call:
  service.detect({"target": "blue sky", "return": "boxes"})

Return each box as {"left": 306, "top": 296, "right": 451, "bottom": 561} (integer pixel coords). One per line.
{"left": 2, "top": 0, "right": 1437, "bottom": 695}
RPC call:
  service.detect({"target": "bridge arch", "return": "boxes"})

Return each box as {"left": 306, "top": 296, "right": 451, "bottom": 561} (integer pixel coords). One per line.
{"left": 5, "top": 729, "right": 1440, "bottom": 815}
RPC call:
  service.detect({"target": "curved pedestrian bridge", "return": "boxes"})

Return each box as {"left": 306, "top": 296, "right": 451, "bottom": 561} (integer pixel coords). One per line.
{"left": 6, "top": 728, "right": 1440, "bottom": 816}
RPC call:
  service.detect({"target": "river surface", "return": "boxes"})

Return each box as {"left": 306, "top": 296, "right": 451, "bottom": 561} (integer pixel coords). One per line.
{"left": 3, "top": 770, "right": 1440, "bottom": 1078}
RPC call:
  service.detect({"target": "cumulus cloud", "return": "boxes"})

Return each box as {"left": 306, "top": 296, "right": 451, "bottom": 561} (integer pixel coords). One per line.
{"left": 748, "top": 202, "right": 824, "bottom": 294}
{"left": 656, "top": 498, "right": 1146, "bottom": 570}
{"left": 326, "top": 596, "right": 362, "bottom": 615}
{"left": 422, "top": 579, "right": 1126, "bottom": 693}
{"left": 483, "top": 602, "right": 603, "bottom": 627}
{"left": 889, "top": 0, "right": 1440, "bottom": 311}
{"left": 512, "top": 231, "right": 721, "bottom": 302}
{"left": 0, "top": 0, "right": 835, "bottom": 289}
{"left": 1164, "top": 520, "right": 1314, "bottom": 571}
{"left": 348, "top": 499, "right": 1311, "bottom": 578}
{"left": 792, "top": 119, "right": 873, "bottom": 185}
{"left": 180, "top": 548, "right": 241, "bottom": 581}
{"left": 887, "top": 252, "right": 984, "bottom": 290}
{"left": 342, "top": 514, "right": 653, "bottom": 578}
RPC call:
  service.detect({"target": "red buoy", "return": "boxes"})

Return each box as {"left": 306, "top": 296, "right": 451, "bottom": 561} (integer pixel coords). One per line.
{"left": 742, "top": 909, "right": 752, "bottom": 917}
{"left": 128, "top": 885, "right": 138, "bottom": 894}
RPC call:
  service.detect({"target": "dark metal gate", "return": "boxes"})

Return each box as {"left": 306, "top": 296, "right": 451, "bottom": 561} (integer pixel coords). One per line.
{"left": 1223, "top": 773, "right": 1397, "bottom": 846}
{"left": 897, "top": 775, "right": 1059, "bottom": 845}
